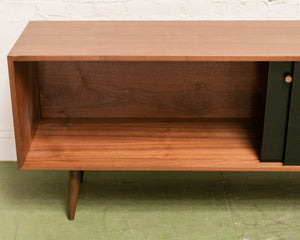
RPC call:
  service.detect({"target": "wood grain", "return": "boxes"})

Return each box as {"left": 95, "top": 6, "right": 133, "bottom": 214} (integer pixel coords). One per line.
{"left": 21, "top": 118, "right": 295, "bottom": 171}
{"left": 68, "top": 171, "right": 82, "bottom": 220}
{"left": 9, "top": 21, "right": 300, "bottom": 172}
{"left": 8, "top": 21, "right": 300, "bottom": 61}
{"left": 38, "top": 61, "right": 267, "bottom": 119}
{"left": 7, "top": 59, "right": 40, "bottom": 168}
{"left": 18, "top": 118, "right": 300, "bottom": 171}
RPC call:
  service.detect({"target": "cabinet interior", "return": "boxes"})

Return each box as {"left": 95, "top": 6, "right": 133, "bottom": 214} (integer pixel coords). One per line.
{"left": 14, "top": 61, "right": 270, "bottom": 170}
{"left": 38, "top": 61, "right": 268, "bottom": 119}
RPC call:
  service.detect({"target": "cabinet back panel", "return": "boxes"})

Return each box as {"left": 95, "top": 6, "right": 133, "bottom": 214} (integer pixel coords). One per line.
{"left": 38, "top": 61, "right": 268, "bottom": 118}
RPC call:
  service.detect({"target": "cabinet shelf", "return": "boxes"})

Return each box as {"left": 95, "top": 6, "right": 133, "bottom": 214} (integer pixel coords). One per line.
{"left": 21, "top": 118, "right": 298, "bottom": 171}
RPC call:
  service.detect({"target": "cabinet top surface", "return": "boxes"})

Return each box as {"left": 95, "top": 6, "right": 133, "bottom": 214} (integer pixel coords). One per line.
{"left": 8, "top": 21, "right": 300, "bottom": 61}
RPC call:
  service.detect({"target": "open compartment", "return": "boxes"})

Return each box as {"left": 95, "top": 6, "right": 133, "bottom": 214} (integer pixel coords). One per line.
{"left": 11, "top": 61, "right": 276, "bottom": 170}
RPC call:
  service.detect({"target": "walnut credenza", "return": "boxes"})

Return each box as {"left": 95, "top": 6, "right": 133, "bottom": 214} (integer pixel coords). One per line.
{"left": 8, "top": 21, "right": 300, "bottom": 220}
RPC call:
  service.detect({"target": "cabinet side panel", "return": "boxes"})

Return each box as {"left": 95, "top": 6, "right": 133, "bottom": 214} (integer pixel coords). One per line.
{"left": 8, "top": 59, "right": 40, "bottom": 168}
{"left": 261, "top": 62, "right": 293, "bottom": 162}
{"left": 284, "top": 62, "right": 300, "bottom": 165}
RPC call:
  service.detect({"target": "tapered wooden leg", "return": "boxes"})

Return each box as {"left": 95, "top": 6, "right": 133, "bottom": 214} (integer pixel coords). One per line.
{"left": 68, "top": 171, "right": 82, "bottom": 220}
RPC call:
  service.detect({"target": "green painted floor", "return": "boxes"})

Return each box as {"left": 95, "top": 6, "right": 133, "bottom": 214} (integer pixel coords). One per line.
{"left": 1, "top": 162, "right": 300, "bottom": 239}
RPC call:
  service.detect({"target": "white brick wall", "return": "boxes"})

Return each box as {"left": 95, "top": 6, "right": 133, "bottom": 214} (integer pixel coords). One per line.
{"left": 0, "top": 0, "right": 300, "bottom": 160}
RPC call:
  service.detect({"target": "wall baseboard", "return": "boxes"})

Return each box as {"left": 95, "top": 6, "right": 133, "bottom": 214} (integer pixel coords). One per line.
{"left": 0, "top": 130, "right": 16, "bottom": 161}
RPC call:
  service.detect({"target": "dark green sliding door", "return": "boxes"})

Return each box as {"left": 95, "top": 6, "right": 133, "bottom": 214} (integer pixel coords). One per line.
{"left": 284, "top": 62, "right": 300, "bottom": 165}
{"left": 261, "top": 62, "right": 293, "bottom": 162}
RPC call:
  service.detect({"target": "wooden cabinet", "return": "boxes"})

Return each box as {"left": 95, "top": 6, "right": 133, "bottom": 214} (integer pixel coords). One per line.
{"left": 7, "top": 21, "right": 300, "bottom": 220}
